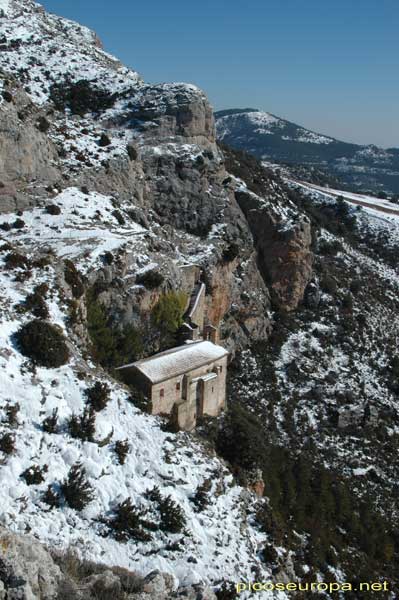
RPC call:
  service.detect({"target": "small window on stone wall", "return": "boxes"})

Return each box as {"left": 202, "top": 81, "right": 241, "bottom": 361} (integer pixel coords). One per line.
{"left": 176, "top": 382, "right": 181, "bottom": 391}
{"left": 212, "top": 386, "right": 214, "bottom": 393}
{"left": 160, "top": 389, "right": 164, "bottom": 398}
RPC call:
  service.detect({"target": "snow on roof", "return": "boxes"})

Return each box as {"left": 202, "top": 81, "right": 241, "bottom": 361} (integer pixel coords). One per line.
{"left": 118, "top": 341, "right": 228, "bottom": 384}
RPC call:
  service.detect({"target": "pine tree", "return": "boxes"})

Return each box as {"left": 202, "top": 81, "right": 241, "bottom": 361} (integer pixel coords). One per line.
{"left": 61, "top": 463, "right": 94, "bottom": 511}
{"left": 68, "top": 407, "right": 96, "bottom": 442}
{"left": 42, "top": 408, "right": 59, "bottom": 434}
{"left": 159, "top": 495, "right": 186, "bottom": 534}
{"left": 85, "top": 381, "right": 110, "bottom": 412}
{"left": 42, "top": 484, "right": 60, "bottom": 508}
{"left": 115, "top": 439, "right": 130, "bottom": 465}
{"left": 108, "top": 498, "right": 152, "bottom": 542}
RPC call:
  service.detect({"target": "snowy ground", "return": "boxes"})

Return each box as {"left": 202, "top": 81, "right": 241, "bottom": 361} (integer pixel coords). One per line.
{"left": 0, "top": 188, "right": 147, "bottom": 271}
{"left": 294, "top": 181, "right": 399, "bottom": 217}
{"left": 0, "top": 0, "right": 142, "bottom": 106}
{"left": 0, "top": 224, "right": 287, "bottom": 599}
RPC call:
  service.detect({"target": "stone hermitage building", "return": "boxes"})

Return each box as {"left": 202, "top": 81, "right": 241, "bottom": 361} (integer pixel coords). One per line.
{"left": 118, "top": 270, "right": 229, "bottom": 430}
{"left": 117, "top": 340, "right": 228, "bottom": 431}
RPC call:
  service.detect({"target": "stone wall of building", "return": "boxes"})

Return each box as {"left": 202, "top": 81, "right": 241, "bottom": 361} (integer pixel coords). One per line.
{"left": 150, "top": 355, "right": 227, "bottom": 428}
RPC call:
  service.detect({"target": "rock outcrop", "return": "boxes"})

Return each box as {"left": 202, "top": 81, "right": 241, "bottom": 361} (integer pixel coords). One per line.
{"left": 0, "top": 526, "right": 218, "bottom": 600}
{"left": 0, "top": 83, "right": 59, "bottom": 211}
{"left": 235, "top": 187, "right": 313, "bottom": 311}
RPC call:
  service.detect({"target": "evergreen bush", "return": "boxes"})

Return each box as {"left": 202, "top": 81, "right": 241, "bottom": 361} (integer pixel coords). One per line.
{"left": 158, "top": 495, "right": 186, "bottom": 534}
{"left": 4, "top": 252, "right": 30, "bottom": 270}
{"left": 42, "top": 484, "right": 61, "bottom": 508}
{"left": 45, "top": 204, "right": 61, "bottom": 216}
{"left": 24, "top": 285, "right": 49, "bottom": 319}
{"left": 68, "top": 407, "right": 96, "bottom": 442}
{"left": 85, "top": 381, "right": 111, "bottom": 412}
{"left": 0, "top": 433, "right": 15, "bottom": 455}
{"left": 151, "top": 291, "right": 187, "bottom": 350}
{"left": 50, "top": 79, "right": 116, "bottom": 116}
{"left": 86, "top": 290, "right": 143, "bottom": 368}
{"left": 64, "top": 260, "right": 84, "bottom": 298}
{"left": 107, "top": 498, "right": 153, "bottom": 542}
{"left": 114, "top": 439, "right": 130, "bottom": 465}
{"left": 42, "top": 408, "right": 59, "bottom": 434}
{"left": 61, "top": 463, "right": 94, "bottom": 511}
{"left": 16, "top": 320, "right": 70, "bottom": 368}
{"left": 21, "top": 464, "right": 48, "bottom": 485}
{"left": 136, "top": 269, "right": 164, "bottom": 289}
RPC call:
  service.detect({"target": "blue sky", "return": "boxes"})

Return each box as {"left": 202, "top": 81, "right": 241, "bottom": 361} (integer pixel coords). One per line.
{"left": 41, "top": 0, "right": 398, "bottom": 147}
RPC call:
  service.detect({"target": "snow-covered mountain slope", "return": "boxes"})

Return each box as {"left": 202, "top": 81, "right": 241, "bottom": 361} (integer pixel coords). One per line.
{"left": 0, "top": 188, "right": 285, "bottom": 598}
{"left": 216, "top": 109, "right": 335, "bottom": 146}
{"left": 0, "top": 0, "right": 142, "bottom": 106}
{"left": 215, "top": 108, "right": 399, "bottom": 195}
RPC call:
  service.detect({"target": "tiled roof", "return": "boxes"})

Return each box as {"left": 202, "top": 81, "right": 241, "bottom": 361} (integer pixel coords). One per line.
{"left": 117, "top": 341, "right": 228, "bottom": 384}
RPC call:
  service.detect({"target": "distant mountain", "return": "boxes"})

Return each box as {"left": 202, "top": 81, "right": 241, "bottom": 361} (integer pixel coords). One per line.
{"left": 215, "top": 108, "right": 399, "bottom": 194}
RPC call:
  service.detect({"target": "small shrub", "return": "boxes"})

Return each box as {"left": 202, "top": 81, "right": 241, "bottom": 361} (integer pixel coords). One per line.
{"left": 21, "top": 464, "right": 48, "bottom": 485}
{"left": 107, "top": 498, "right": 153, "bottom": 542}
{"left": 12, "top": 218, "right": 25, "bottom": 229}
{"left": 102, "top": 251, "right": 114, "bottom": 265}
{"left": 318, "top": 239, "right": 343, "bottom": 255}
{"left": 85, "top": 381, "right": 111, "bottom": 412}
{"left": 0, "top": 432, "right": 15, "bottom": 455}
{"left": 42, "top": 408, "right": 59, "bottom": 433}
{"left": 42, "top": 484, "right": 61, "bottom": 508}
{"left": 68, "top": 407, "right": 96, "bottom": 442}
{"left": 145, "top": 485, "right": 162, "bottom": 503}
{"left": 216, "top": 583, "right": 238, "bottom": 600}
{"left": 136, "top": 269, "right": 164, "bottom": 289}
{"left": 0, "top": 222, "right": 11, "bottom": 232}
{"left": 15, "top": 320, "right": 70, "bottom": 368}
{"left": 4, "top": 252, "right": 30, "bottom": 270}
{"left": 32, "top": 255, "right": 53, "bottom": 269}
{"left": 223, "top": 242, "right": 240, "bottom": 262}
{"left": 127, "top": 390, "right": 151, "bottom": 413}
{"left": 86, "top": 290, "right": 143, "bottom": 368}
{"left": 24, "top": 286, "right": 49, "bottom": 319}
{"left": 2, "top": 90, "right": 12, "bottom": 103}
{"left": 50, "top": 79, "right": 116, "bottom": 116}
{"left": 158, "top": 495, "right": 186, "bottom": 533}
{"left": 112, "top": 209, "right": 125, "bottom": 225}
{"left": 4, "top": 403, "right": 19, "bottom": 427}
{"left": 192, "top": 479, "right": 212, "bottom": 512}
{"left": 320, "top": 274, "right": 337, "bottom": 294}
{"left": 64, "top": 260, "right": 84, "bottom": 298}
{"left": 151, "top": 291, "right": 187, "bottom": 336}
{"left": 37, "top": 116, "right": 50, "bottom": 133}
{"left": 115, "top": 439, "right": 130, "bottom": 465}
{"left": 61, "top": 463, "right": 94, "bottom": 511}
{"left": 99, "top": 133, "right": 111, "bottom": 147}
{"left": 45, "top": 204, "right": 61, "bottom": 216}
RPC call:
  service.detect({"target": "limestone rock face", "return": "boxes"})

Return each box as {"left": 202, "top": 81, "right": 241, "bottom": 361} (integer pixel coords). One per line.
{"left": 0, "top": 526, "right": 62, "bottom": 599}
{"left": 0, "top": 88, "right": 59, "bottom": 192}
{"left": 113, "top": 83, "right": 215, "bottom": 145}
{"left": 0, "top": 527, "right": 217, "bottom": 600}
{"left": 235, "top": 188, "right": 313, "bottom": 311}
